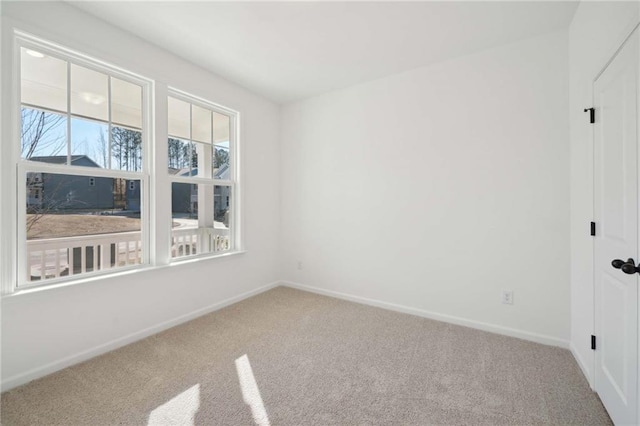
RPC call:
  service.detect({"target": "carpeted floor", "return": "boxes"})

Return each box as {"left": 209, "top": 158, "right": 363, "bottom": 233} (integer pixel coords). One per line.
{"left": 1, "top": 286, "right": 611, "bottom": 425}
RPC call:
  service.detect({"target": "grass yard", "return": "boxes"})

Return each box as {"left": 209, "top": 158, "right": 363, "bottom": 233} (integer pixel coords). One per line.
{"left": 27, "top": 214, "right": 142, "bottom": 240}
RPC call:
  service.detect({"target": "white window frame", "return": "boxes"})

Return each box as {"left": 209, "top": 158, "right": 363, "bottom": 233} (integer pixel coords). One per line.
{"left": 167, "top": 87, "right": 241, "bottom": 261}
{"left": 11, "top": 31, "right": 153, "bottom": 291}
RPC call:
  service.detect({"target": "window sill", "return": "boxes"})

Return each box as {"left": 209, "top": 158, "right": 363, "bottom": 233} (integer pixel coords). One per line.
{"left": 168, "top": 249, "right": 247, "bottom": 266}
{"left": 2, "top": 250, "right": 247, "bottom": 301}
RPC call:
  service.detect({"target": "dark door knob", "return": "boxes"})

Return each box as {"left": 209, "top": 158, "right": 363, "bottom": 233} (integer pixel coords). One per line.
{"left": 612, "top": 259, "right": 627, "bottom": 269}
{"left": 611, "top": 258, "right": 640, "bottom": 275}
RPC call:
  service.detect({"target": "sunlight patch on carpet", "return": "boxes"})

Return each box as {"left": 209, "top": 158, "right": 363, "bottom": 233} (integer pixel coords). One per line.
{"left": 236, "top": 354, "right": 271, "bottom": 426}
{"left": 148, "top": 384, "right": 200, "bottom": 425}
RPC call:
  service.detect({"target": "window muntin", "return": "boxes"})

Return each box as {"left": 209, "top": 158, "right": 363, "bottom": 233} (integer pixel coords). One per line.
{"left": 17, "top": 40, "right": 149, "bottom": 288}
{"left": 167, "top": 93, "right": 236, "bottom": 260}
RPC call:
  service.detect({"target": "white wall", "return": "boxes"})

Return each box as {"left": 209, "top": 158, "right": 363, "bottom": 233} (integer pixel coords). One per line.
{"left": 0, "top": 2, "right": 280, "bottom": 390}
{"left": 281, "top": 31, "right": 570, "bottom": 346}
{"left": 568, "top": 2, "right": 640, "bottom": 387}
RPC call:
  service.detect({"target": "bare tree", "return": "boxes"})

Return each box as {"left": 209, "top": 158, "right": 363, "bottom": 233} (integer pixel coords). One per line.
{"left": 168, "top": 138, "right": 191, "bottom": 170}
{"left": 96, "top": 128, "right": 109, "bottom": 168}
{"left": 23, "top": 108, "right": 69, "bottom": 235}
{"left": 21, "top": 108, "right": 66, "bottom": 159}
{"left": 112, "top": 127, "right": 142, "bottom": 171}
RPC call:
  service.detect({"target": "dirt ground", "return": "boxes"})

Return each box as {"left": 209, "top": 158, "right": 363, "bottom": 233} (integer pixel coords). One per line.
{"left": 27, "top": 214, "right": 142, "bottom": 240}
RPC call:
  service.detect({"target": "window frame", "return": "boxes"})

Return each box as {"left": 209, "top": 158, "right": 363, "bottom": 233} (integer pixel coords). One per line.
{"left": 12, "top": 31, "right": 153, "bottom": 291}
{"left": 167, "top": 87, "right": 241, "bottom": 261}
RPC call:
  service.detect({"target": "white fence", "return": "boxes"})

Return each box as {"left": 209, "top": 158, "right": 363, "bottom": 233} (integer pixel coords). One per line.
{"left": 171, "top": 227, "right": 230, "bottom": 258}
{"left": 26, "top": 231, "right": 142, "bottom": 282}
{"left": 26, "top": 227, "right": 230, "bottom": 282}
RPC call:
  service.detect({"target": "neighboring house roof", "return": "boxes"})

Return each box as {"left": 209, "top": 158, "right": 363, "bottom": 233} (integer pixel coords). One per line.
{"left": 215, "top": 164, "right": 230, "bottom": 180}
{"left": 29, "top": 155, "right": 101, "bottom": 168}
{"left": 178, "top": 167, "right": 196, "bottom": 177}
{"left": 176, "top": 164, "right": 230, "bottom": 179}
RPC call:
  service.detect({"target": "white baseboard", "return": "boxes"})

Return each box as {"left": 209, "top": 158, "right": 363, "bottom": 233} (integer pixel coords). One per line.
{"left": 1, "top": 281, "right": 280, "bottom": 392}
{"left": 570, "top": 342, "right": 595, "bottom": 390}
{"left": 281, "top": 281, "right": 570, "bottom": 349}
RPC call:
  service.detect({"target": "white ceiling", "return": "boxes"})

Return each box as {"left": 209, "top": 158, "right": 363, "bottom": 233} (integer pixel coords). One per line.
{"left": 69, "top": 1, "right": 579, "bottom": 104}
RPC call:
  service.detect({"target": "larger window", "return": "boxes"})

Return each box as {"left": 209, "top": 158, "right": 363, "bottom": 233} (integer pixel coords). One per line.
{"left": 167, "top": 93, "right": 237, "bottom": 260}
{"left": 17, "top": 36, "right": 149, "bottom": 287}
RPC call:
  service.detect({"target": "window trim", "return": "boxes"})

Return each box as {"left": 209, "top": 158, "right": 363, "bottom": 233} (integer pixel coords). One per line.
{"left": 11, "top": 31, "right": 154, "bottom": 292}
{"left": 167, "top": 87, "right": 241, "bottom": 260}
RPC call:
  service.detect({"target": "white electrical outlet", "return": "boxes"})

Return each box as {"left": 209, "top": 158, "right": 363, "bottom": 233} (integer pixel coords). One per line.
{"left": 502, "top": 290, "right": 514, "bottom": 305}
{"left": 297, "top": 261, "right": 303, "bottom": 270}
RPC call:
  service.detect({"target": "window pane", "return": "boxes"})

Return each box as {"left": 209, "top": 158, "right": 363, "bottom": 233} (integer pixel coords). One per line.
{"left": 111, "top": 127, "right": 143, "bottom": 172}
{"left": 192, "top": 141, "right": 212, "bottom": 178}
{"left": 212, "top": 112, "right": 230, "bottom": 180}
{"left": 71, "top": 118, "right": 108, "bottom": 168}
{"left": 171, "top": 182, "right": 201, "bottom": 259}
{"left": 21, "top": 48, "right": 67, "bottom": 113}
{"left": 213, "top": 144, "right": 230, "bottom": 179}
{"left": 168, "top": 97, "right": 190, "bottom": 140}
{"left": 168, "top": 138, "right": 193, "bottom": 175}
{"left": 191, "top": 105, "right": 211, "bottom": 144}
{"left": 171, "top": 183, "right": 230, "bottom": 258}
{"left": 213, "top": 111, "right": 230, "bottom": 144}
{"left": 111, "top": 77, "right": 142, "bottom": 130}
{"left": 21, "top": 107, "right": 67, "bottom": 160}
{"left": 70, "top": 64, "right": 109, "bottom": 122}
{"left": 24, "top": 171, "right": 143, "bottom": 284}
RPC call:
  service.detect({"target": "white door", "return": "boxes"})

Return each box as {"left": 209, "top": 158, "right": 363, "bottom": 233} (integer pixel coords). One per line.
{"left": 594, "top": 28, "right": 639, "bottom": 426}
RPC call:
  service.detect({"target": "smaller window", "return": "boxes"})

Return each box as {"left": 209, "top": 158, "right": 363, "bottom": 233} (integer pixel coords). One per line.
{"left": 89, "top": 177, "right": 95, "bottom": 186}
{"left": 167, "top": 92, "right": 236, "bottom": 260}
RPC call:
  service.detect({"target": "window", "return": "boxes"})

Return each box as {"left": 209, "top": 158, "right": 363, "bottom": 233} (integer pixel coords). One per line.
{"left": 17, "top": 36, "right": 149, "bottom": 287}
{"left": 168, "top": 93, "right": 236, "bottom": 259}
{"left": 6, "top": 32, "right": 240, "bottom": 293}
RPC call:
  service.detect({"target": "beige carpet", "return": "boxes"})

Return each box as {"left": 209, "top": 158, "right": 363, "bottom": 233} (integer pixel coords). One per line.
{"left": 1, "top": 287, "right": 611, "bottom": 425}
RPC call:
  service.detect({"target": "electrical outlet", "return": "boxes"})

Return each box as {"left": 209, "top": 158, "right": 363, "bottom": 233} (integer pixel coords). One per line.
{"left": 502, "top": 290, "right": 514, "bottom": 305}
{"left": 297, "top": 261, "right": 303, "bottom": 270}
